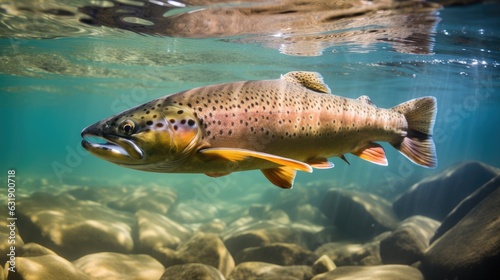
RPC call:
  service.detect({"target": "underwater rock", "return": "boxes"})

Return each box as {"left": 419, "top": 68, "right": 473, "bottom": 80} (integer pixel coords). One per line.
{"left": 135, "top": 210, "right": 192, "bottom": 252}
{"left": 223, "top": 220, "right": 325, "bottom": 258}
{"left": 160, "top": 263, "right": 226, "bottom": 280}
{"left": 168, "top": 201, "right": 219, "bottom": 223}
{"left": 430, "top": 174, "right": 500, "bottom": 243}
{"left": 20, "top": 242, "right": 57, "bottom": 257}
{"left": 17, "top": 192, "right": 135, "bottom": 260}
{"left": 228, "top": 262, "right": 313, "bottom": 280}
{"left": 264, "top": 209, "right": 291, "bottom": 224}
{"left": 66, "top": 185, "right": 133, "bottom": 205}
{"left": 314, "top": 243, "right": 368, "bottom": 266}
{"left": 295, "top": 204, "right": 329, "bottom": 225}
{"left": 234, "top": 242, "right": 316, "bottom": 266}
{"left": 107, "top": 186, "right": 177, "bottom": 215}
{"left": 153, "top": 232, "right": 235, "bottom": 278}
{"left": 6, "top": 254, "right": 91, "bottom": 280}
{"left": 262, "top": 184, "right": 327, "bottom": 219}
{"left": 379, "top": 216, "right": 440, "bottom": 265}
{"left": 73, "top": 252, "right": 164, "bottom": 280}
{"left": 248, "top": 204, "right": 271, "bottom": 219}
{"left": 393, "top": 161, "right": 500, "bottom": 220}
{"left": 312, "top": 254, "right": 337, "bottom": 275}
{"left": 314, "top": 232, "right": 390, "bottom": 266}
{"left": 0, "top": 212, "right": 25, "bottom": 265}
{"left": 319, "top": 188, "right": 399, "bottom": 241}
{"left": 311, "top": 265, "right": 424, "bottom": 280}
{"left": 420, "top": 185, "right": 500, "bottom": 279}
{"left": 198, "top": 219, "right": 227, "bottom": 234}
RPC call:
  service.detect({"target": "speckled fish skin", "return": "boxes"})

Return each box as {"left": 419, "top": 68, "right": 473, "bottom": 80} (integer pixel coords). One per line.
{"left": 81, "top": 71, "right": 437, "bottom": 188}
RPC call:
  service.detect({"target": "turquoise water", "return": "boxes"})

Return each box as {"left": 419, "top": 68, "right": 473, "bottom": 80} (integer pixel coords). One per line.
{"left": 1, "top": 1, "right": 500, "bottom": 278}
{"left": 2, "top": 2, "right": 499, "bottom": 197}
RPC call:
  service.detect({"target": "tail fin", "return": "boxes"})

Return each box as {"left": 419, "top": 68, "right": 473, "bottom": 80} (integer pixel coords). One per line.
{"left": 391, "top": 96, "right": 437, "bottom": 168}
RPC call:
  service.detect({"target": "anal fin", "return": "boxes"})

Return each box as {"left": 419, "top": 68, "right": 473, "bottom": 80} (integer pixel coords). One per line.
{"left": 353, "top": 143, "right": 388, "bottom": 166}
{"left": 261, "top": 167, "right": 297, "bottom": 189}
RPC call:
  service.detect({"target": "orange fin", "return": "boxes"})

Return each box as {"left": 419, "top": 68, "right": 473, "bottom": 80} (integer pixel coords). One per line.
{"left": 199, "top": 148, "right": 313, "bottom": 173}
{"left": 307, "top": 157, "right": 335, "bottom": 169}
{"left": 353, "top": 143, "right": 388, "bottom": 166}
{"left": 261, "top": 167, "right": 297, "bottom": 189}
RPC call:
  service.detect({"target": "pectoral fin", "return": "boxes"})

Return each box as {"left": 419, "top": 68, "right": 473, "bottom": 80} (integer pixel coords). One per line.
{"left": 353, "top": 143, "right": 388, "bottom": 166}
{"left": 261, "top": 167, "right": 297, "bottom": 189}
{"left": 199, "top": 148, "right": 313, "bottom": 173}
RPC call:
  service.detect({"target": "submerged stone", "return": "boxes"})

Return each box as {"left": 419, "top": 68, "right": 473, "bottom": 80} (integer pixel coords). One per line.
{"left": 135, "top": 209, "right": 192, "bottom": 252}
{"left": 17, "top": 193, "right": 135, "bottom": 260}
{"left": 431, "top": 174, "right": 500, "bottom": 242}
{"left": 311, "top": 265, "right": 424, "bottom": 280}
{"left": 312, "top": 254, "right": 337, "bottom": 275}
{"left": 153, "top": 232, "right": 234, "bottom": 278}
{"left": 0, "top": 212, "right": 25, "bottom": 265}
{"left": 107, "top": 186, "right": 177, "bottom": 215}
{"left": 319, "top": 188, "right": 399, "bottom": 241}
{"left": 420, "top": 186, "right": 500, "bottom": 279}
{"left": 20, "top": 242, "right": 57, "bottom": 257}
{"left": 223, "top": 220, "right": 325, "bottom": 258}
{"left": 73, "top": 252, "right": 164, "bottom": 280}
{"left": 314, "top": 232, "right": 390, "bottom": 266}
{"left": 393, "top": 161, "right": 500, "bottom": 220}
{"left": 160, "top": 263, "right": 226, "bottom": 280}
{"left": 6, "top": 255, "right": 91, "bottom": 280}
{"left": 234, "top": 242, "right": 316, "bottom": 266}
{"left": 228, "top": 262, "right": 313, "bottom": 280}
{"left": 380, "top": 216, "right": 440, "bottom": 265}
{"left": 168, "top": 201, "right": 220, "bottom": 223}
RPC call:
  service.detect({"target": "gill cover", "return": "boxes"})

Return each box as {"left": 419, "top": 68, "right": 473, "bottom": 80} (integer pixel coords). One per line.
{"left": 162, "top": 105, "right": 202, "bottom": 158}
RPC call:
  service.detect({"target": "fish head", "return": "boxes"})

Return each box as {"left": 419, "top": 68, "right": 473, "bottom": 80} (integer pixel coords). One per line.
{"left": 81, "top": 103, "right": 202, "bottom": 171}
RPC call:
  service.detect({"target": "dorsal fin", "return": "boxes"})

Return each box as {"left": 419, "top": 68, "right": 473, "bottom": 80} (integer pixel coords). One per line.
{"left": 281, "top": 71, "right": 331, "bottom": 94}
{"left": 357, "top": 95, "right": 375, "bottom": 106}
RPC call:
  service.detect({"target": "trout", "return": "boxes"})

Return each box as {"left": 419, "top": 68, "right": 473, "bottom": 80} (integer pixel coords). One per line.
{"left": 81, "top": 71, "right": 437, "bottom": 188}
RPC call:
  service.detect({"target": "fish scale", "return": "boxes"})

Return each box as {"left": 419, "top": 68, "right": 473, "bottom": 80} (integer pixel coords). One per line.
{"left": 81, "top": 71, "right": 437, "bottom": 189}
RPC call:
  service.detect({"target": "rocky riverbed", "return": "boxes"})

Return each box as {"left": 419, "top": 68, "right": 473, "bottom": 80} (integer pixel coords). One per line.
{"left": 1, "top": 161, "right": 499, "bottom": 279}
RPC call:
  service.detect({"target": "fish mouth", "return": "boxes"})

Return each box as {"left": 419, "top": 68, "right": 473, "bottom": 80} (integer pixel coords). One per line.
{"left": 81, "top": 126, "right": 144, "bottom": 162}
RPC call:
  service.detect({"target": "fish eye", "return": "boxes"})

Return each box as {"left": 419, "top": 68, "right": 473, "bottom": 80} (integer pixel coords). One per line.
{"left": 120, "top": 120, "right": 135, "bottom": 135}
